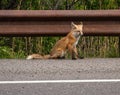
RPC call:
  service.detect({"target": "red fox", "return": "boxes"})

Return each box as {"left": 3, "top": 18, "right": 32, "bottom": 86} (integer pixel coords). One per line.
{"left": 27, "top": 22, "right": 83, "bottom": 60}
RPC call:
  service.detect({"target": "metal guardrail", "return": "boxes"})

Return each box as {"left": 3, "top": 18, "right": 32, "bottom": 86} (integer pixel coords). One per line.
{"left": 0, "top": 10, "right": 120, "bottom": 36}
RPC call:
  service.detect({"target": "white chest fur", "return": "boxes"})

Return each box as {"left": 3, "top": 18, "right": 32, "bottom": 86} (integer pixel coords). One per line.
{"left": 73, "top": 36, "right": 80, "bottom": 47}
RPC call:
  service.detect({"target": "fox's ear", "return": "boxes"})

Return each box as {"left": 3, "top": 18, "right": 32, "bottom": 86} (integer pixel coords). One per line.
{"left": 71, "top": 22, "right": 77, "bottom": 29}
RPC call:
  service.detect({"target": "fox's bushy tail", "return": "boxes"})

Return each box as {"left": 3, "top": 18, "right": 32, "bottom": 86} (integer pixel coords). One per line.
{"left": 26, "top": 54, "right": 50, "bottom": 59}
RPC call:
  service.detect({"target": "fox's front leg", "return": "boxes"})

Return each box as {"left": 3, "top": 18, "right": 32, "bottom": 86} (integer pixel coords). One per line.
{"left": 68, "top": 44, "right": 78, "bottom": 60}
{"left": 73, "top": 47, "right": 84, "bottom": 59}
{"left": 72, "top": 46, "right": 78, "bottom": 60}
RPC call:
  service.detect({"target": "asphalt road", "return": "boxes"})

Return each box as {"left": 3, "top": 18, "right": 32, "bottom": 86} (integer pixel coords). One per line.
{"left": 0, "top": 58, "right": 120, "bottom": 95}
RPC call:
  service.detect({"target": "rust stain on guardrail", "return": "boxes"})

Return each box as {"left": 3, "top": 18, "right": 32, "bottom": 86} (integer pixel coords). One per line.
{"left": 0, "top": 10, "right": 120, "bottom": 36}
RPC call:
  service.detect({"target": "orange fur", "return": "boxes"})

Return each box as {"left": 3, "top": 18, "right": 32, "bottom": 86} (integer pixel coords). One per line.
{"left": 27, "top": 22, "right": 83, "bottom": 60}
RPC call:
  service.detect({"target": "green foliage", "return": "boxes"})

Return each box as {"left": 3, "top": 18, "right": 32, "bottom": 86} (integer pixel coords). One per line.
{"left": 0, "top": 46, "right": 13, "bottom": 58}
{"left": 0, "top": 46, "right": 26, "bottom": 58}
{"left": 0, "top": 0, "right": 120, "bottom": 58}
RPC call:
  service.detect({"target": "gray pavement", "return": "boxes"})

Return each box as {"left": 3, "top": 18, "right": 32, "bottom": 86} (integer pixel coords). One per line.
{"left": 0, "top": 58, "right": 120, "bottom": 95}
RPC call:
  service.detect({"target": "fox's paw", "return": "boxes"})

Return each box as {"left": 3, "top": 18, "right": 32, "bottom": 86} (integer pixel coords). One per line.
{"left": 72, "top": 57, "right": 77, "bottom": 60}
{"left": 78, "top": 56, "right": 84, "bottom": 59}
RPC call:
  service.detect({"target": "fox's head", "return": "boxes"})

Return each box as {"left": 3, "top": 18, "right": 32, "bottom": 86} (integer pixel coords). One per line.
{"left": 71, "top": 22, "right": 83, "bottom": 37}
